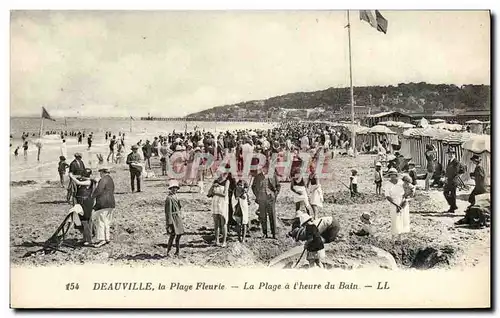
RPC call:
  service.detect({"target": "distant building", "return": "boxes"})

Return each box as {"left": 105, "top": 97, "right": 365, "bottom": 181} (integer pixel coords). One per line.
{"left": 458, "top": 110, "right": 490, "bottom": 123}
{"left": 364, "top": 111, "right": 413, "bottom": 126}
{"left": 409, "top": 109, "right": 490, "bottom": 124}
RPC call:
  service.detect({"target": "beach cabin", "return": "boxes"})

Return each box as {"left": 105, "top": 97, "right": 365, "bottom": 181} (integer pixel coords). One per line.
{"left": 400, "top": 129, "right": 490, "bottom": 186}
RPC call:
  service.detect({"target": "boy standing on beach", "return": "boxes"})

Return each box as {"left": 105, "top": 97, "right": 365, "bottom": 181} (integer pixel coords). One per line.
{"left": 374, "top": 163, "right": 383, "bottom": 195}
{"left": 350, "top": 169, "right": 358, "bottom": 197}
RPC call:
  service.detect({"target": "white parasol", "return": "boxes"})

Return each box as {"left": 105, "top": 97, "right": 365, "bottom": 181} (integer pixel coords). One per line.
{"left": 462, "top": 134, "right": 490, "bottom": 153}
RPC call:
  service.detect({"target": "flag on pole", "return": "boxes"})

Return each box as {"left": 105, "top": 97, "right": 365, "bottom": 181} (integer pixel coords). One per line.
{"left": 130, "top": 116, "right": 135, "bottom": 120}
{"left": 41, "top": 107, "right": 55, "bottom": 121}
{"left": 359, "top": 10, "right": 388, "bottom": 34}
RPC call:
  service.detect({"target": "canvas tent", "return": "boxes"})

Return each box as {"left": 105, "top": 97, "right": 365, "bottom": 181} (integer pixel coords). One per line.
{"left": 460, "top": 135, "right": 491, "bottom": 186}
{"left": 400, "top": 130, "right": 490, "bottom": 186}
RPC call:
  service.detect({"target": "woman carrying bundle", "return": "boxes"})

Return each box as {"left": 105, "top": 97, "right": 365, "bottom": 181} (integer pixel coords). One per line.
{"left": 68, "top": 168, "right": 96, "bottom": 246}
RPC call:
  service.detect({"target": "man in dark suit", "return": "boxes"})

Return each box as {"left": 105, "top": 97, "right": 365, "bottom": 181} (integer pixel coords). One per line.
{"left": 468, "top": 154, "right": 487, "bottom": 207}
{"left": 126, "top": 145, "right": 143, "bottom": 192}
{"left": 67, "top": 153, "right": 86, "bottom": 204}
{"left": 69, "top": 152, "right": 86, "bottom": 176}
{"left": 252, "top": 167, "right": 281, "bottom": 239}
{"left": 443, "top": 148, "right": 465, "bottom": 213}
{"left": 142, "top": 140, "right": 153, "bottom": 170}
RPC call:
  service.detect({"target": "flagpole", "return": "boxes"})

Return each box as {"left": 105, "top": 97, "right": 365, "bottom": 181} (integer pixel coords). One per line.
{"left": 39, "top": 113, "right": 44, "bottom": 137}
{"left": 130, "top": 116, "right": 132, "bottom": 133}
{"left": 347, "top": 10, "right": 356, "bottom": 157}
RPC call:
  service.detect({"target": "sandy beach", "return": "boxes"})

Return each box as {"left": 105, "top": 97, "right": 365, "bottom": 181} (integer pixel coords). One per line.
{"left": 10, "top": 151, "right": 490, "bottom": 270}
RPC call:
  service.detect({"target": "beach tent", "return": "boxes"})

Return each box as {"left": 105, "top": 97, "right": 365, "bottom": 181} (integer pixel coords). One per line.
{"left": 401, "top": 123, "right": 415, "bottom": 129}
{"left": 377, "top": 121, "right": 414, "bottom": 135}
{"left": 417, "top": 117, "right": 429, "bottom": 128}
{"left": 431, "top": 123, "right": 463, "bottom": 131}
{"left": 368, "top": 125, "right": 396, "bottom": 134}
{"left": 354, "top": 125, "right": 397, "bottom": 152}
{"left": 465, "top": 119, "right": 484, "bottom": 134}
{"left": 462, "top": 134, "right": 490, "bottom": 153}
{"left": 460, "top": 135, "right": 491, "bottom": 186}
{"left": 430, "top": 119, "right": 446, "bottom": 123}
{"left": 465, "top": 119, "right": 483, "bottom": 124}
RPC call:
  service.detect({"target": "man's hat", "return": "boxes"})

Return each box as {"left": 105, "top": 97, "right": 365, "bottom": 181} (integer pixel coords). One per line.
{"left": 74, "top": 152, "right": 82, "bottom": 158}
{"left": 299, "top": 213, "right": 312, "bottom": 227}
{"left": 98, "top": 167, "right": 110, "bottom": 173}
{"left": 168, "top": 179, "right": 180, "bottom": 189}
{"left": 388, "top": 168, "right": 398, "bottom": 176}
{"left": 408, "top": 161, "right": 415, "bottom": 166}
{"left": 59, "top": 156, "right": 66, "bottom": 161}
{"left": 375, "top": 162, "right": 382, "bottom": 167}
{"left": 131, "top": 144, "right": 139, "bottom": 150}
{"left": 471, "top": 154, "right": 481, "bottom": 161}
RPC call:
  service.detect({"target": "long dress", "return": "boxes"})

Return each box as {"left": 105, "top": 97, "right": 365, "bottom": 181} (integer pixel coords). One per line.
{"left": 165, "top": 194, "right": 184, "bottom": 235}
{"left": 384, "top": 180, "right": 406, "bottom": 235}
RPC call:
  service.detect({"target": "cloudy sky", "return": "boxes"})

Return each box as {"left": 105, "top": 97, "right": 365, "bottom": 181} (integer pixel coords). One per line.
{"left": 11, "top": 10, "right": 490, "bottom": 117}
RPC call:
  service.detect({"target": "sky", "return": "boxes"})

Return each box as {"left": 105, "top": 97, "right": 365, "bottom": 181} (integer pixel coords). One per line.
{"left": 10, "top": 10, "right": 490, "bottom": 117}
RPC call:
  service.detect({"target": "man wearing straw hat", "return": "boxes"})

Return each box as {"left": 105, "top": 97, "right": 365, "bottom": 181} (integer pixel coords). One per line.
{"left": 126, "top": 144, "right": 143, "bottom": 193}
{"left": 92, "top": 167, "right": 116, "bottom": 248}
{"left": 468, "top": 154, "right": 487, "bottom": 207}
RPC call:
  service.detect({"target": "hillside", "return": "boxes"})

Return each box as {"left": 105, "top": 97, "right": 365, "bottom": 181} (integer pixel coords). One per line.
{"left": 186, "top": 83, "right": 490, "bottom": 121}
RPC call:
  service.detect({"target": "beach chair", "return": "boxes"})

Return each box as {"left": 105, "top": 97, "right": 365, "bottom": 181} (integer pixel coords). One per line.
{"left": 39, "top": 204, "right": 87, "bottom": 255}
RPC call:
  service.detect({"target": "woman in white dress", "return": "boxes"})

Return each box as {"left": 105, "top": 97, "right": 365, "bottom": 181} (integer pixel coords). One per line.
{"left": 209, "top": 173, "right": 229, "bottom": 247}
{"left": 384, "top": 168, "right": 406, "bottom": 240}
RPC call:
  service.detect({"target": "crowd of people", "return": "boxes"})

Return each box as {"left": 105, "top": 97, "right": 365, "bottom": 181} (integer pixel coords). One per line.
{"left": 52, "top": 121, "right": 488, "bottom": 267}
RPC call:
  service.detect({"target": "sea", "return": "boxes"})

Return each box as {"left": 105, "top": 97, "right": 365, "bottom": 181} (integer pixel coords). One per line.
{"left": 10, "top": 117, "right": 278, "bottom": 182}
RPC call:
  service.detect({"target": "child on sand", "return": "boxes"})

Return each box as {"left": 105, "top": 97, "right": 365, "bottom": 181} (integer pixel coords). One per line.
{"left": 350, "top": 169, "right": 358, "bottom": 197}
{"left": 299, "top": 213, "right": 325, "bottom": 269}
{"left": 58, "top": 156, "right": 69, "bottom": 188}
{"left": 233, "top": 180, "right": 250, "bottom": 243}
{"left": 408, "top": 162, "right": 417, "bottom": 186}
{"left": 350, "top": 213, "right": 373, "bottom": 237}
{"left": 401, "top": 174, "right": 416, "bottom": 208}
{"left": 374, "top": 162, "right": 383, "bottom": 195}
